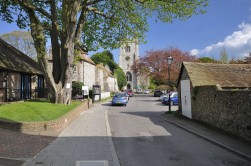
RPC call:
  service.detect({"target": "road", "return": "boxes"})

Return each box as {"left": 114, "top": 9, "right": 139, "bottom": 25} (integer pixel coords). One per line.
{"left": 108, "top": 94, "right": 250, "bottom": 166}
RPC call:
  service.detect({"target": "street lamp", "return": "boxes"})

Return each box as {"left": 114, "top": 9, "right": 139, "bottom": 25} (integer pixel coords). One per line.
{"left": 167, "top": 55, "right": 173, "bottom": 113}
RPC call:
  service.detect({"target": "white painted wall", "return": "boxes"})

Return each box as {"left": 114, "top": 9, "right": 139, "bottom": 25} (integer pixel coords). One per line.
{"left": 181, "top": 79, "right": 192, "bottom": 118}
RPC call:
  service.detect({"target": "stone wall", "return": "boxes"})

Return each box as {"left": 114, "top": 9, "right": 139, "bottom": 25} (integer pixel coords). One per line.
{"left": 72, "top": 61, "right": 118, "bottom": 92}
{"left": 83, "top": 61, "right": 96, "bottom": 89}
{"left": 192, "top": 85, "right": 251, "bottom": 141}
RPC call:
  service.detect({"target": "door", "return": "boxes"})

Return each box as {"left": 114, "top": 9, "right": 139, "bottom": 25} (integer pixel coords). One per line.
{"left": 181, "top": 79, "right": 192, "bottom": 118}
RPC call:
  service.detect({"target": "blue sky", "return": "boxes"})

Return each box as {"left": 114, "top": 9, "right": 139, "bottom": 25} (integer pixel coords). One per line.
{"left": 1, "top": 0, "right": 251, "bottom": 63}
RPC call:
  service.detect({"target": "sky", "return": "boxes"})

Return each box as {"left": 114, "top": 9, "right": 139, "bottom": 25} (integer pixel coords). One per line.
{"left": 0, "top": 0, "right": 251, "bottom": 63}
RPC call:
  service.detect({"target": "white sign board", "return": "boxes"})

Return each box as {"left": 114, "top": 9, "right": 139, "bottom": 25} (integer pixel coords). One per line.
{"left": 82, "top": 86, "right": 89, "bottom": 95}
{"left": 66, "top": 83, "right": 71, "bottom": 89}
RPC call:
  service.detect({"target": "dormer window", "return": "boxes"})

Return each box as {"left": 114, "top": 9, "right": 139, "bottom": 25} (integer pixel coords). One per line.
{"left": 125, "top": 46, "right": 130, "bottom": 52}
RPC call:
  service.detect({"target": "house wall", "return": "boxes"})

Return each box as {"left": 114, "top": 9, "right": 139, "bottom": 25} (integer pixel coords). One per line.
{"left": 106, "top": 76, "right": 118, "bottom": 92}
{"left": 55, "top": 59, "right": 119, "bottom": 94}
{"left": 178, "top": 67, "right": 191, "bottom": 114}
{"left": 8, "top": 73, "right": 21, "bottom": 100}
{"left": 191, "top": 85, "right": 251, "bottom": 141}
{"left": 95, "top": 67, "right": 104, "bottom": 90}
{"left": 73, "top": 61, "right": 84, "bottom": 82}
{"left": 83, "top": 61, "right": 96, "bottom": 89}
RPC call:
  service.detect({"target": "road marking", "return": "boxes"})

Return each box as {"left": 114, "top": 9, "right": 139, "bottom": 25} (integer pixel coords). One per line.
{"left": 76, "top": 160, "right": 108, "bottom": 166}
{"left": 105, "top": 109, "right": 120, "bottom": 166}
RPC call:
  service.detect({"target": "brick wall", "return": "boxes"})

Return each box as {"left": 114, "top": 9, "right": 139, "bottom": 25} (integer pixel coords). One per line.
{"left": 0, "top": 100, "right": 92, "bottom": 135}
{"left": 192, "top": 85, "right": 251, "bottom": 141}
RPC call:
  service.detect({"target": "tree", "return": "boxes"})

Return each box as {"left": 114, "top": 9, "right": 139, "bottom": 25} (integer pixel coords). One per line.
{"left": 244, "top": 52, "right": 251, "bottom": 63}
{"left": 131, "top": 47, "right": 197, "bottom": 87}
{"left": 91, "top": 50, "right": 117, "bottom": 72}
{"left": 220, "top": 48, "right": 228, "bottom": 64}
{"left": 0, "top": 30, "right": 37, "bottom": 59}
{"left": 0, "top": 0, "right": 207, "bottom": 104}
{"left": 114, "top": 68, "right": 127, "bottom": 91}
{"left": 196, "top": 57, "right": 218, "bottom": 63}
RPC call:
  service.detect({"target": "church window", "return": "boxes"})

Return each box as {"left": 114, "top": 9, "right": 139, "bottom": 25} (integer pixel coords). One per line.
{"left": 125, "top": 46, "right": 130, "bottom": 52}
{"left": 126, "top": 72, "right": 132, "bottom": 82}
{"left": 127, "top": 64, "right": 129, "bottom": 69}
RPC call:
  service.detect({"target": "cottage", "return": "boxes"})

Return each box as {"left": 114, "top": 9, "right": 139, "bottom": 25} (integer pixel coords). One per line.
{"left": 0, "top": 38, "right": 44, "bottom": 102}
{"left": 177, "top": 62, "right": 251, "bottom": 141}
{"left": 71, "top": 51, "right": 118, "bottom": 93}
{"left": 72, "top": 52, "right": 96, "bottom": 89}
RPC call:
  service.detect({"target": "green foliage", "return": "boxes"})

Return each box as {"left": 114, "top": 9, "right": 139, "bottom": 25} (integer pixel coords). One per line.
{"left": 114, "top": 68, "right": 127, "bottom": 90}
{"left": 0, "top": 0, "right": 208, "bottom": 104}
{"left": 197, "top": 57, "right": 218, "bottom": 63}
{"left": 0, "top": 0, "right": 208, "bottom": 52}
{"left": 91, "top": 50, "right": 119, "bottom": 72}
{"left": 72, "top": 82, "right": 84, "bottom": 97}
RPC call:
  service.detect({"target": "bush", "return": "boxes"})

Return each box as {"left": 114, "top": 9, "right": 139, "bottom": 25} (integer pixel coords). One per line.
{"left": 72, "top": 82, "right": 84, "bottom": 98}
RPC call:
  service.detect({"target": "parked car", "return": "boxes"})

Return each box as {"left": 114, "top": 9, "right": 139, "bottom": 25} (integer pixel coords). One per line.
{"left": 125, "top": 89, "right": 133, "bottom": 97}
{"left": 159, "top": 92, "right": 177, "bottom": 101}
{"left": 112, "top": 93, "right": 128, "bottom": 106}
{"left": 159, "top": 93, "right": 168, "bottom": 101}
{"left": 162, "top": 92, "right": 179, "bottom": 105}
{"left": 153, "top": 90, "right": 163, "bottom": 97}
{"left": 144, "top": 89, "right": 150, "bottom": 94}
{"left": 123, "top": 92, "right": 130, "bottom": 102}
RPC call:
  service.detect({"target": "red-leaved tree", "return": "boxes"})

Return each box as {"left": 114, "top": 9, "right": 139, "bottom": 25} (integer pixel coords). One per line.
{"left": 132, "top": 47, "right": 197, "bottom": 87}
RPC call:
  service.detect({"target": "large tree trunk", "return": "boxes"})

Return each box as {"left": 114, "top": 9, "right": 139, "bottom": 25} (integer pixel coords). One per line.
{"left": 26, "top": 8, "right": 58, "bottom": 103}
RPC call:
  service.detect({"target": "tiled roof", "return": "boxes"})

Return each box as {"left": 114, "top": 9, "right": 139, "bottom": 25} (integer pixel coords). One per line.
{"left": 79, "top": 53, "right": 96, "bottom": 65}
{"left": 0, "top": 38, "right": 43, "bottom": 75}
{"left": 183, "top": 62, "right": 251, "bottom": 88}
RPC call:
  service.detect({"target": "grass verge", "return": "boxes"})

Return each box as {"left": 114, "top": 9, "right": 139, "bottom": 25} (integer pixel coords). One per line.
{"left": 0, "top": 101, "right": 81, "bottom": 122}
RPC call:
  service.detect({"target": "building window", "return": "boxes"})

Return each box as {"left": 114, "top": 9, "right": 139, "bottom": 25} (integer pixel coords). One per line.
{"left": 125, "top": 46, "right": 130, "bottom": 52}
{"left": 21, "top": 74, "right": 31, "bottom": 99}
{"left": 127, "top": 64, "right": 129, "bottom": 69}
{"left": 126, "top": 72, "right": 132, "bottom": 82}
{"left": 37, "top": 76, "right": 44, "bottom": 98}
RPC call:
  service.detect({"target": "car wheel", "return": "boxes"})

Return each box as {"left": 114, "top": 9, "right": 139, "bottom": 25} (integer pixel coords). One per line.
{"left": 124, "top": 104, "right": 126, "bottom": 106}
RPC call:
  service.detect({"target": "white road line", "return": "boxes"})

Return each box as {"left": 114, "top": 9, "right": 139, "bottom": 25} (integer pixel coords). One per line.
{"left": 105, "top": 109, "right": 120, "bottom": 166}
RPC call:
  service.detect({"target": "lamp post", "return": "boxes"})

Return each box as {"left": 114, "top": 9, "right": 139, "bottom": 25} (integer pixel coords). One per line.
{"left": 167, "top": 55, "right": 173, "bottom": 113}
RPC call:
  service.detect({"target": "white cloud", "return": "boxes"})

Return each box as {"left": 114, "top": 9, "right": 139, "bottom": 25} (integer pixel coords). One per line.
{"left": 190, "top": 22, "right": 251, "bottom": 60}
{"left": 189, "top": 49, "right": 199, "bottom": 56}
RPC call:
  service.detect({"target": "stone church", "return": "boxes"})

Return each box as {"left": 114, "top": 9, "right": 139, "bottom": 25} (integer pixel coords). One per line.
{"left": 119, "top": 40, "right": 140, "bottom": 90}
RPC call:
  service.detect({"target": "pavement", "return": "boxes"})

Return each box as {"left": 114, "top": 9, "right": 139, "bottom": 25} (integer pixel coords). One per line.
{"left": 0, "top": 101, "right": 251, "bottom": 165}
{"left": 22, "top": 103, "right": 120, "bottom": 166}
{"left": 160, "top": 112, "right": 251, "bottom": 162}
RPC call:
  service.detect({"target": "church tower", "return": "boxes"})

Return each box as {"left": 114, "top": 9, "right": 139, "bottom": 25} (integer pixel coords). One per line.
{"left": 119, "top": 40, "right": 139, "bottom": 90}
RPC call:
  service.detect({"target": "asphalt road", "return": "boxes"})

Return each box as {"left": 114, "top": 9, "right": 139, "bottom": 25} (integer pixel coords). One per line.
{"left": 107, "top": 94, "right": 250, "bottom": 166}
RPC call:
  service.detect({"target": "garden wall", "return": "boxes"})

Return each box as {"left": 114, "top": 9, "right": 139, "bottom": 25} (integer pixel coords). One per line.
{"left": 192, "top": 85, "right": 251, "bottom": 142}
